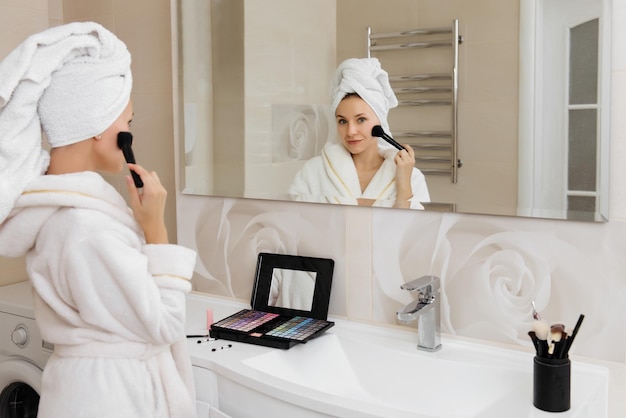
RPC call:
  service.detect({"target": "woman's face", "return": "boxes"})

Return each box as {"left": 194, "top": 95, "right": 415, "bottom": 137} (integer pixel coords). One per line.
{"left": 94, "top": 100, "right": 134, "bottom": 173}
{"left": 335, "top": 95, "right": 380, "bottom": 155}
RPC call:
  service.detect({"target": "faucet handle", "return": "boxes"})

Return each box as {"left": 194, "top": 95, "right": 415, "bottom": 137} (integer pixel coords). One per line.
{"left": 401, "top": 275, "right": 440, "bottom": 293}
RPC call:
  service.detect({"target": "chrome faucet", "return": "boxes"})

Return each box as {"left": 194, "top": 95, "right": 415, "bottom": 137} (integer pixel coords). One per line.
{"left": 396, "top": 275, "right": 442, "bottom": 352}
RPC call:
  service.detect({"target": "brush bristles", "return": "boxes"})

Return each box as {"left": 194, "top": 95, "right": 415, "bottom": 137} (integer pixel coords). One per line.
{"left": 371, "top": 125, "right": 385, "bottom": 137}
{"left": 117, "top": 131, "right": 133, "bottom": 148}
{"left": 531, "top": 320, "right": 550, "bottom": 340}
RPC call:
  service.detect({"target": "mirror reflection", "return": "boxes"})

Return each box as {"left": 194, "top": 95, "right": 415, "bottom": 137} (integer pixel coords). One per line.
{"left": 288, "top": 57, "right": 432, "bottom": 210}
{"left": 176, "top": 0, "right": 610, "bottom": 222}
{"left": 268, "top": 268, "right": 317, "bottom": 311}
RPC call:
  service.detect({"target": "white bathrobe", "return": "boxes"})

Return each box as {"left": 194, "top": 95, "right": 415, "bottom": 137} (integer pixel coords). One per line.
{"left": 0, "top": 172, "right": 197, "bottom": 418}
{"left": 289, "top": 142, "right": 430, "bottom": 209}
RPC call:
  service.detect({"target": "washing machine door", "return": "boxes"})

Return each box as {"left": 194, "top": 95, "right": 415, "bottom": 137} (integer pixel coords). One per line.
{"left": 0, "top": 358, "right": 42, "bottom": 418}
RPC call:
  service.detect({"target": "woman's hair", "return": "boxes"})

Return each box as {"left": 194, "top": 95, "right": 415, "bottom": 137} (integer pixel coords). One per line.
{"left": 342, "top": 92, "right": 361, "bottom": 100}
{"left": 336, "top": 93, "right": 362, "bottom": 115}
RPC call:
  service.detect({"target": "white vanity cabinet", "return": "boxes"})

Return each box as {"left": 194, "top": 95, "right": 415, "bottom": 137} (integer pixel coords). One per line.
{"left": 215, "top": 375, "right": 335, "bottom": 418}
{"left": 193, "top": 365, "right": 232, "bottom": 418}
{"left": 194, "top": 362, "right": 334, "bottom": 418}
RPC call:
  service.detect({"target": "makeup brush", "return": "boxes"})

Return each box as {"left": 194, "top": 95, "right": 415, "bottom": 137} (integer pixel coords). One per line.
{"left": 563, "top": 314, "right": 585, "bottom": 357}
{"left": 371, "top": 125, "right": 406, "bottom": 151}
{"left": 117, "top": 131, "right": 143, "bottom": 188}
{"left": 532, "top": 320, "right": 550, "bottom": 340}
{"left": 531, "top": 320, "right": 550, "bottom": 357}
{"left": 531, "top": 300, "right": 542, "bottom": 321}
{"left": 548, "top": 323, "right": 565, "bottom": 356}
{"left": 554, "top": 331, "right": 568, "bottom": 359}
{"left": 528, "top": 331, "right": 540, "bottom": 354}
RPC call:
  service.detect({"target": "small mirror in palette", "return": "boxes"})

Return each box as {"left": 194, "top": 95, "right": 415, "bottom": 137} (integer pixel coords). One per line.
{"left": 209, "top": 253, "right": 334, "bottom": 349}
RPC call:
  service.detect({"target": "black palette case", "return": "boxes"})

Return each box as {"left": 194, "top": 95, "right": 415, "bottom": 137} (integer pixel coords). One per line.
{"left": 209, "top": 253, "right": 335, "bottom": 349}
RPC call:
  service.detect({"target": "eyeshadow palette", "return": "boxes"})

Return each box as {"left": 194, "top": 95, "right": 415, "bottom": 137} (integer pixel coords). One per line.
{"left": 208, "top": 253, "right": 335, "bottom": 349}
{"left": 209, "top": 309, "right": 334, "bottom": 349}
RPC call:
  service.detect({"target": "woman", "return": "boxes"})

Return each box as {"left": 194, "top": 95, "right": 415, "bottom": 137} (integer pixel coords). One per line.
{"left": 0, "top": 22, "right": 196, "bottom": 418}
{"left": 289, "top": 58, "right": 430, "bottom": 209}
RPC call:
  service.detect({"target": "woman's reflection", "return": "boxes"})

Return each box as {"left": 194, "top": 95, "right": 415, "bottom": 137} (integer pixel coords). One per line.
{"left": 289, "top": 58, "right": 430, "bottom": 209}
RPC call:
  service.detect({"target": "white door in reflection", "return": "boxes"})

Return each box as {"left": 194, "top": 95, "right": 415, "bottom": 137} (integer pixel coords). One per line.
{"left": 519, "top": 0, "right": 607, "bottom": 221}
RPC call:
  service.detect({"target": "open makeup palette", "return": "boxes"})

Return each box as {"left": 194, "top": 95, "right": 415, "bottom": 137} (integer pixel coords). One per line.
{"left": 209, "top": 253, "right": 335, "bottom": 349}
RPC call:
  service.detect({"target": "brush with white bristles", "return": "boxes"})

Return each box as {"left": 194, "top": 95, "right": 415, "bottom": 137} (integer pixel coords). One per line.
{"left": 548, "top": 323, "right": 565, "bottom": 356}
{"left": 531, "top": 320, "right": 550, "bottom": 357}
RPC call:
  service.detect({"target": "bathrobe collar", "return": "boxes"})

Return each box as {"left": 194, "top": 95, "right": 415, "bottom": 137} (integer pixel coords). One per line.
{"left": 0, "top": 171, "right": 140, "bottom": 257}
{"left": 322, "top": 142, "right": 397, "bottom": 199}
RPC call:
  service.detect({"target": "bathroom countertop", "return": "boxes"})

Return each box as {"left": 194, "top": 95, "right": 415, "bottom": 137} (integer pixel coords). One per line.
{"left": 185, "top": 292, "right": 626, "bottom": 418}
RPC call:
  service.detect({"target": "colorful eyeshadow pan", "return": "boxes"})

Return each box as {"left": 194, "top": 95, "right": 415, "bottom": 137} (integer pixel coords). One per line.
{"left": 265, "top": 316, "right": 329, "bottom": 341}
{"left": 212, "top": 310, "right": 279, "bottom": 332}
{"left": 210, "top": 309, "right": 334, "bottom": 348}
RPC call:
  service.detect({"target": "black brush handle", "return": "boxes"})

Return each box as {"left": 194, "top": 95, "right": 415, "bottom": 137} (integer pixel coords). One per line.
{"left": 371, "top": 125, "right": 405, "bottom": 151}
{"left": 382, "top": 135, "right": 405, "bottom": 151}
{"left": 117, "top": 132, "right": 143, "bottom": 188}
{"left": 563, "top": 314, "right": 584, "bottom": 357}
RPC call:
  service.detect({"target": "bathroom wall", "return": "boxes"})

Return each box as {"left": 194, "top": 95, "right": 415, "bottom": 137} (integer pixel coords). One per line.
{"left": 0, "top": 0, "right": 51, "bottom": 285}
{"left": 60, "top": 0, "right": 178, "bottom": 240}
{"left": 0, "top": 0, "right": 179, "bottom": 285}
{"left": 181, "top": 0, "right": 337, "bottom": 199}
{"left": 243, "top": 0, "right": 337, "bottom": 199}
{"left": 177, "top": 0, "right": 626, "bottom": 365}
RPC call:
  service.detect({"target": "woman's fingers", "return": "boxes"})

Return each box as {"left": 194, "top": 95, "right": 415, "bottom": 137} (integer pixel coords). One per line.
{"left": 125, "top": 163, "right": 169, "bottom": 243}
{"left": 404, "top": 144, "right": 415, "bottom": 159}
{"left": 395, "top": 146, "right": 415, "bottom": 166}
{"left": 127, "top": 163, "right": 161, "bottom": 187}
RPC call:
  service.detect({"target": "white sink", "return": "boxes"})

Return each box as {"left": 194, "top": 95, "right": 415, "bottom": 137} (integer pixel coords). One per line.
{"left": 242, "top": 322, "right": 607, "bottom": 418}
{"left": 187, "top": 294, "right": 620, "bottom": 418}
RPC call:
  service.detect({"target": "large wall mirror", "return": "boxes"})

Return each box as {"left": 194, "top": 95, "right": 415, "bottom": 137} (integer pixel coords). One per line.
{"left": 174, "top": 0, "right": 611, "bottom": 222}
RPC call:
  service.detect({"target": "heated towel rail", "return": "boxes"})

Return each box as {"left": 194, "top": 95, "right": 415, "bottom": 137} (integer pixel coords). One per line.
{"left": 367, "top": 19, "right": 462, "bottom": 183}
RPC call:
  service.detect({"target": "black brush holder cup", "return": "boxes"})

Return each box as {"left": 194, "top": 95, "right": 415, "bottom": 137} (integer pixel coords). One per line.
{"left": 533, "top": 356, "right": 571, "bottom": 412}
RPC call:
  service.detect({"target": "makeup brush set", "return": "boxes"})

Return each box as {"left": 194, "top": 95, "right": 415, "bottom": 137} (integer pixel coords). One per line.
{"left": 528, "top": 301, "right": 584, "bottom": 412}
{"left": 527, "top": 301, "right": 585, "bottom": 360}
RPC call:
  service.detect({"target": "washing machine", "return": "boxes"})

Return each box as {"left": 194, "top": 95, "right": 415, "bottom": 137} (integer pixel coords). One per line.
{"left": 0, "top": 281, "right": 51, "bottom": 418}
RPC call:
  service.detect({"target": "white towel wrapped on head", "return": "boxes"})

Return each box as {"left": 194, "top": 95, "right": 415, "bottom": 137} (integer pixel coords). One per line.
{"left": 0, "top": 21, "right": 132, "bottom": 223}
{"left": 330, "top": 58, "right": 398, "bottom": 140}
